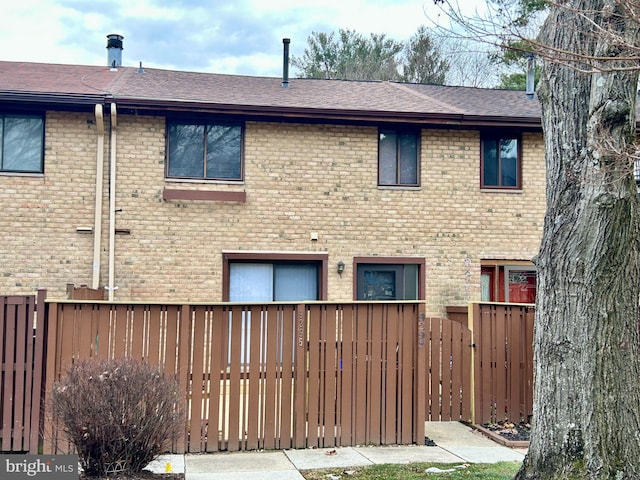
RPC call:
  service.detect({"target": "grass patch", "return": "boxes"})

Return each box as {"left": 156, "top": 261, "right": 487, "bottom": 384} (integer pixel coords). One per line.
{"left": 301, "top": 461, "right": 520, "bottom": 479}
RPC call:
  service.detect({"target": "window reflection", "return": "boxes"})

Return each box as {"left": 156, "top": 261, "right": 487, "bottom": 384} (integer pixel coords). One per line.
{"left": 1, "top": 114, "right": 44, "bottom": 173}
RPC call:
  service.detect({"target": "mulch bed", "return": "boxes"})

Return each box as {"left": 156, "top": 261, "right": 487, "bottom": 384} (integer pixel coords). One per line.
{"left": 474, "top": 420, "right": 530, "bottom": 448}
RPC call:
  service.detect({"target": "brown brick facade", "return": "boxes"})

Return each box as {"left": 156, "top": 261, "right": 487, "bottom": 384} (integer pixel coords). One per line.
{"left": 0, "top": 111, "right": 545, "bottom": 315}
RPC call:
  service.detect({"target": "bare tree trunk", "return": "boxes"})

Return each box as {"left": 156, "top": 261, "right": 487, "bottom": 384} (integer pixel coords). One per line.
{"left": 516, "top": 1, "right": 640, "bottom": 479}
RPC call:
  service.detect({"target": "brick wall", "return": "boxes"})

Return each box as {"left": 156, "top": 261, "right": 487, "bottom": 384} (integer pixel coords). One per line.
{"left": 0, "top": 111, "right": 546, "bottom": 315}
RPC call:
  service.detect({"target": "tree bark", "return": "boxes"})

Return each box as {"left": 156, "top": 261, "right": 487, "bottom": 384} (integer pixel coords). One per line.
{"left": 515, "top": 1, "right": 640, "bottom": 479}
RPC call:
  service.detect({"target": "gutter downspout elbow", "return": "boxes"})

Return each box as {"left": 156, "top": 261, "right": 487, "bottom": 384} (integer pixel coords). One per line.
{"left": 93, "top": 104, "right": 105, "bottom": 289}
{"left": 108, "top": 103, "right": 117, "bottom": 301}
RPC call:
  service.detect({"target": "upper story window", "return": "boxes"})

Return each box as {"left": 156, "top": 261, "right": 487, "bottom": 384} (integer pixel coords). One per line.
{"left": 378, "top": 129, "right": 419, "bottom": 186}
{"left": 167, "top": 120, "right": 243, "bottom": 181}
{"left": 481, "top": 134, "right": 521, "bottom": 189}
{"left": 0, "top": 113, "right": 44, "bottom": 174}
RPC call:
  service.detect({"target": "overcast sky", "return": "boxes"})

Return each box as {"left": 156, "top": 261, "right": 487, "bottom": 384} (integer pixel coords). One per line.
{"left": 1, "top": 0, "right": 485, "bottom": 78}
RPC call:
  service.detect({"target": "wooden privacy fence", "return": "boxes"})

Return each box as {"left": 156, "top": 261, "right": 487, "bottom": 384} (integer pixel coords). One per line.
{"left": 0, "top": 291, "right": 46, "bottom": 454}
{"left": 42, "top": 300, "right": 472, "bottom": 454}
{"left": 472, "top": 302, "right": 534, "bottom": 425}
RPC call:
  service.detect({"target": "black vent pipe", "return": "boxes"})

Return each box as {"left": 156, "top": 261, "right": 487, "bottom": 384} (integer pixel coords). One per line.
{"left": 282, "top": 38, "right": 290, "bottom": 88}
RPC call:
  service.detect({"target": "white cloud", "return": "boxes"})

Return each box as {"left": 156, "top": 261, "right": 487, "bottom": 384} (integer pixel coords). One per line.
{"left": 0, "top": 0, "right": 488, "bottom": 76}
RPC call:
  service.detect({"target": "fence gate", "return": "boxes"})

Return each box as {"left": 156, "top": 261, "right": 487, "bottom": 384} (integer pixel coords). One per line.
{"left": 472, "top": 303, "right": 534, "bottom": 425}
{"left": 0, "top": 292, "right": 46, "bottom": 453}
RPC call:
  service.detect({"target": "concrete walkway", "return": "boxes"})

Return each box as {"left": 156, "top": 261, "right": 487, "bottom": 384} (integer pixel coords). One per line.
{"left": 148, "top": 422, "right": 527, "bottom": 480}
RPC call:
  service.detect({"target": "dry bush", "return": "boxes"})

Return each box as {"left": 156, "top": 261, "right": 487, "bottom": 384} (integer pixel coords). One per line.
{"left": 51, "top": 357, "right": 183, "bottom": 477}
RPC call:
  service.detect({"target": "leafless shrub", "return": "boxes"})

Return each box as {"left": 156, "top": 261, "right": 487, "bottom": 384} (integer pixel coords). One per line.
{"left": 51, "top": 357, "right": 183, "bottom": 477}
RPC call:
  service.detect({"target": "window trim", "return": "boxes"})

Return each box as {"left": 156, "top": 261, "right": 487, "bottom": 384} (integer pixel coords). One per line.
{"left": 166, "top": 119, "right": 244, "bottom": 182}
{"left": 353, "top": 256, "right": 425, "bottom": 300}
{"left": 0, "top": 112, "right": 45, "bottom": 174}
{"left": 480, "top": 133, "right": 522, "bottom": 190}
{"left": 377, "top": 128, "right": 420, "bottom": 187}
{"left": 222, "top": 252, "right": 329, "bottom": 301}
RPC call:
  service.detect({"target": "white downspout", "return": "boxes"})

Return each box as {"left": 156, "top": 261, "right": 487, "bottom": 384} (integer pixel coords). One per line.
{"left": 93, "top": 104, "right": 104, "bottom": 290}
{"left": 107, "top": 103, "right": 117, "bottom": 301}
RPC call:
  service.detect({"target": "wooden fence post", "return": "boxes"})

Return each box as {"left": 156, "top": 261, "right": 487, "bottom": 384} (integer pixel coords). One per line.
{"left": 468, "top": 303, "right": 476, "bottom": 425}
{"left": 175, "top": 304, "right": 191, "bottom": 454}
{"left": 29, "top": 289, "right": 47, "bottom": 454}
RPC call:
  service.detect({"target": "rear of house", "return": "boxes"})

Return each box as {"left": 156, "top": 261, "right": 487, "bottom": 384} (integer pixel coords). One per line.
{"left": 0, "top": 45, "right": 545, "bottom": 315}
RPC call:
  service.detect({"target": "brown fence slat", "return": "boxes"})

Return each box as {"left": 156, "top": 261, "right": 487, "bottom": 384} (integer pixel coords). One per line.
{"left": 227, "top": 308, "right": 243, "bottom": 451}
{"left": 279, "top": 305, "right": 295, "bottom": 449}
{"left": 307, "top": 305, "right": 321, "bottom": 448}
{"left": 29, "top": 290, "right": 47, "bottom": 454}
{"left": 383, "top": 305, "right": 398, "bottom": 444}
{"left": 323, "top": 305, "right": 338, "bottom": 448}
{"left": 293, "top": 305, "right": 307, "bottom": 448}
{"left": 368, "top": 304, "right": 383, "bottom": 444}
{"left": 495, "top": 306, "right": 507, "bottom": 421}
{"left": 245, "top": 306, "right": 261, "bottom": 450}
{"left": 2, "top": 298, "right": 17, "bottom": 450}
{"left": 353, "top": 304, "right": 368, "bottom": 445}
{"left": 206, "top": 306, "right": 225, "bottom": 452}
{"left": 264, "top": 305, "right": 278, "bottom": 450}
{"left": 508, "top": 307, "right": 521, "bottom": 421}
{"left": 429, "top": 317, "right": 441, "bottom": 421}
{"left": 461, "top": 325, "right": 472, "bottom": 422}
{"left": 339, "top": 305, "right": 354, "bottom": 447}
{"left": 12, "top": 300, "right": 28, "bottom": 450}
{"left": 0, "top": 297, "right": 7, "bottom": 449}
{"left": 524, "top": 307, "right": 535, "bottom": 421}
{"left": 450, "top": 320, "right": 463, "bottom": 422}
{"left": 189, "top": 306, "right": 206, "bottom": 452}
{"left": 400, "top": 305, "right": 414, "bottom": 444}
{"left": 414, "top": 308, "right": 426, "bottom": 443}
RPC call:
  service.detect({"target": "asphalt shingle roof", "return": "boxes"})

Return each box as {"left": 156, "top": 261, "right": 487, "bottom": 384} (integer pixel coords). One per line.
{"left": 0, "top": 60, "right": 542, "bottom": 127}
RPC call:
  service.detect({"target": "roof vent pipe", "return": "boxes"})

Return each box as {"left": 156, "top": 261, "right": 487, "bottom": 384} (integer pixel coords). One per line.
{"left": 107, "top": 34, "right": 124, "bottom": 68}
{"left": 525, "top": 53, "right": 535, "bottom": 99}
{"left": 282, "top": 38, "right": 290, "bottom": 88}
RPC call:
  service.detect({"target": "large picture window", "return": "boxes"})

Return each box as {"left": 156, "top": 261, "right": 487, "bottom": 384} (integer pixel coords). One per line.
{"left": 223, "top": 253, "right": 328, "bottom": 301}
{"left": 378, "top": 129, "right": 419, "bottom": 186}
{"left": 167, "top": 121, "right": 243, "bottom": 180}
{"left": 481, "top": 134, "right": 521, "bottom": 189}
{"left": 0, "top": 113, "right": 44, "bottom": 173}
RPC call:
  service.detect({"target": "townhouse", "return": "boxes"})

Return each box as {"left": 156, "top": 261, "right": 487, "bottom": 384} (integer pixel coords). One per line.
{"left": 0, "top": 37, "right": 545, "bottom": 315}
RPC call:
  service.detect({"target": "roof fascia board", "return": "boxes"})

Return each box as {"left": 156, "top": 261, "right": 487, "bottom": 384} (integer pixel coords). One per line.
{"left": 109, "top": 97, "right": 543, "bottom": 129}
{"left": 0, "top": 91, "right": 105, "bottom": 107}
